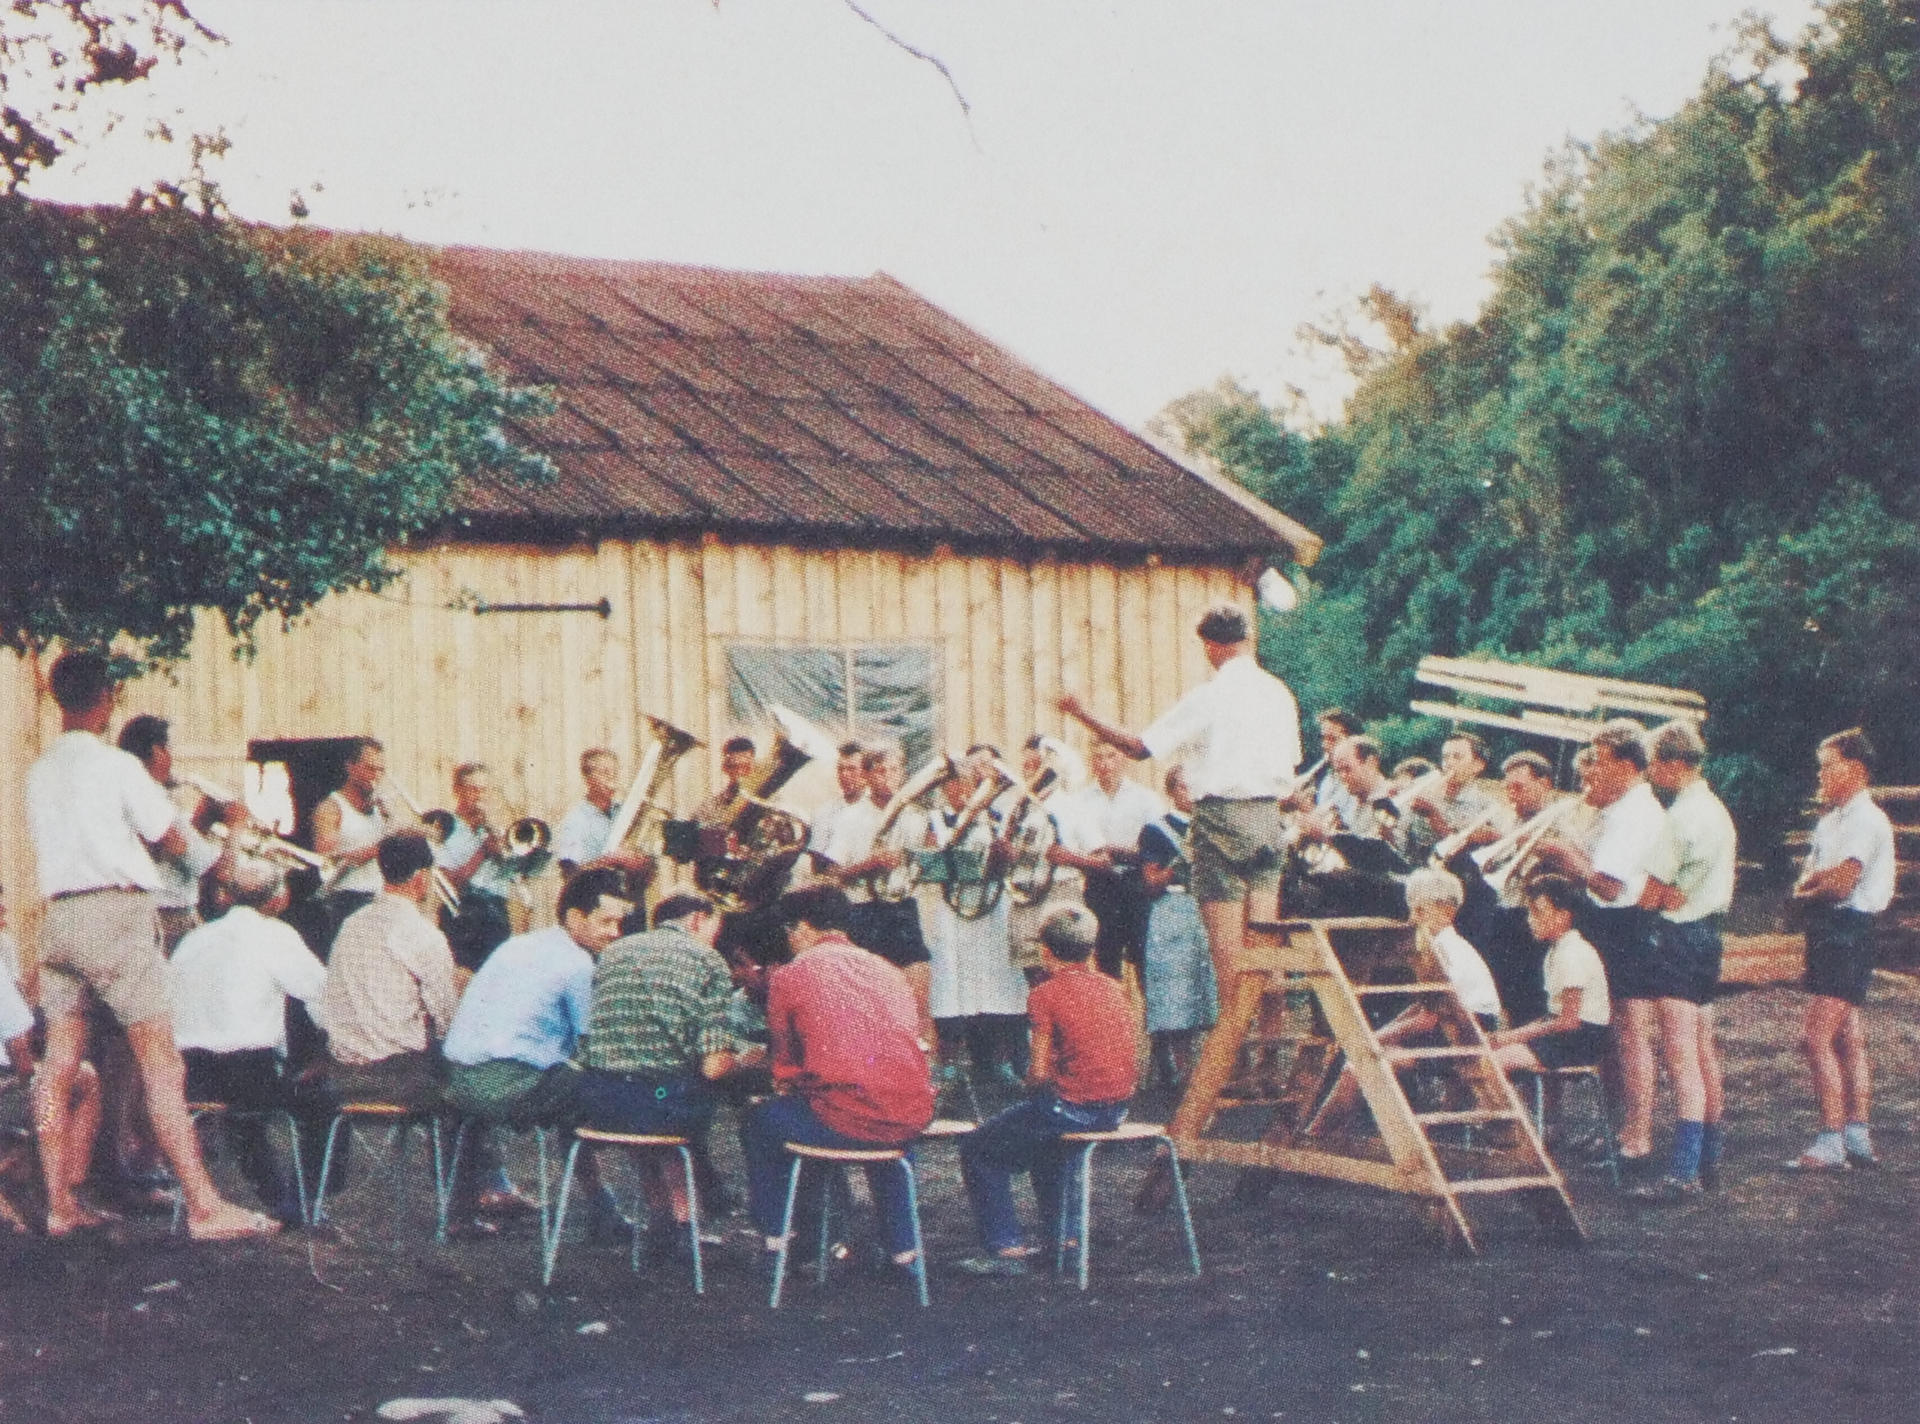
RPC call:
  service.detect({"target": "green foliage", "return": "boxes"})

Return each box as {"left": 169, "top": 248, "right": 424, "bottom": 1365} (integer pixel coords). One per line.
{"left": 0, "top": 197, "right": 552, "bottom": 661}
{"left": 1167, "top": 0, "right": 1920, "bottom": 846}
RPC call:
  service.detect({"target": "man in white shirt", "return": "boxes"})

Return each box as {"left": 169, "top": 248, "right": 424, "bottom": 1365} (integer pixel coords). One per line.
{"left": 1054, "top": 742, "right": 1165, "bottom": 979}
{"left": 173, "top": 858, "right": 332, "bottom": 1225}
{"left": 25, "top": 650, "right": 277, "bottom": 1241}
{"left": 804, "top": 741, "right": 870, "bottom": 880}
{"left": 116, "top": 714, "right": 235, "bottom": 950}
{"left": 827, "top": 744, "right": 934, "bottom": 1037}
{"left": 1061, "top": 603, "right": 1301, "bottom": 993}
{"left": 1789, "top": 728, "right": 1896, "bottom": 1170}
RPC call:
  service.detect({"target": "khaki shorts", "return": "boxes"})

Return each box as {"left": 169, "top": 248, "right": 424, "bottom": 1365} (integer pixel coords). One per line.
{"left": 39, "top": 890, "right": 170, "bottom": 1028}
{"left": 1189, "top": 798, "right": 1287, "bottom": 905}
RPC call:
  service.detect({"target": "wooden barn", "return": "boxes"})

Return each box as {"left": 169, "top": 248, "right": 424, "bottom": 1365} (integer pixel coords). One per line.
{"left": 0, "top": 244, "right": 1316, "bottom": 948}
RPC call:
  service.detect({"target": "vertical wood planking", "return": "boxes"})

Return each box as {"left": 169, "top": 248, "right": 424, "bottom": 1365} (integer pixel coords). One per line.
{"left": 1027, "top": 559, "right": 1061, "bottom": 740}
{"left": 1116, "top": 562, "right": 1153, "bottom": 733}
{"left": 1087, "top": 562, "right": 1120, "bottom": 722}
{"left": 997, "top": 560, "right": 1032, "bottom": 749}
{"left": 932, "top": 552, "right": 970, "bottom": 752}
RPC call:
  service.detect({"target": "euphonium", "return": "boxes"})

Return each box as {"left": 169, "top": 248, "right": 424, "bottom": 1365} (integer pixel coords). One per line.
{"left": 862, "top": 753, "right": 957, "bottom": 903}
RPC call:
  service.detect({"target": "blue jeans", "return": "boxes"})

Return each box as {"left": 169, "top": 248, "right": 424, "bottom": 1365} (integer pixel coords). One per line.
{"left": 743, "top": 1095, "right": 918, "bottom": 1257}
{"left": 959, "top": 1090, "right": 1128, "bottom": 1253}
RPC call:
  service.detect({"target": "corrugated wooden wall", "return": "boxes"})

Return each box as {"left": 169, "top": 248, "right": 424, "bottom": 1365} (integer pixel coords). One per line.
{"left": 0, "top": 538, "right": 1248, "bottom": 962}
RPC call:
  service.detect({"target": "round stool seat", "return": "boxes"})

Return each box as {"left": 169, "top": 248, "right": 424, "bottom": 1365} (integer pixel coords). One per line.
{"left": 920, "top": 1118, "right": 977, "bottom": 1140}
{"left": 787, "top": 1142, "right": 908, "bottom": 1164}
{"left": 574, "top": 1127, "right": 691, "bottom": 1148}
{"left": 186, "top": 1101, "right": 228, "bottom": 1115}
{"left": 1061, "top": 1120, "right": 1167, "bottom": 1144}
{"left": 336, "top": 1101, "right": 416, "bottom": 1118}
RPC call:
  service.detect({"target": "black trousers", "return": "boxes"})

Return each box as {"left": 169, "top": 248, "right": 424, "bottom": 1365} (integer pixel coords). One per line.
{"left": 182, "top": 1048, "right": 337, "bottom": 1218}
{"left": 1083, "top": 869, "right": 1151, "bottom": 979}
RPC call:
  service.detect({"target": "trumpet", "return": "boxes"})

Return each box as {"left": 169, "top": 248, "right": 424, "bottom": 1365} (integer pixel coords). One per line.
{"left": 181, "top": 776, "right": 338, "bottom": 883}
{"left": 1378, "top": 769, "right": 1448, "bottom": 825}
{"left": 1432, "top": 803, "right": 1502, "bottom": 864}
{"left": 385, "top": 777, "right": 462, "bottom": 918}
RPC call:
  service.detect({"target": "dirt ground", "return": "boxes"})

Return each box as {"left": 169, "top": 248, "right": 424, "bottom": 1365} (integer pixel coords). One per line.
{"left": 3, "top": 975, "right": 1918, "bottom": 1424}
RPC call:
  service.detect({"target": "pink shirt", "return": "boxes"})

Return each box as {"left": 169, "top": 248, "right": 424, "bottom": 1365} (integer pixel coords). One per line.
{"left": 1030, "top": 966, "right": 1137, "bottom": 1105}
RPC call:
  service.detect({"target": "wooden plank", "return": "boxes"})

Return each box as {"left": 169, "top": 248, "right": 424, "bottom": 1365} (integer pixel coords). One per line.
{"left": 1056, "top": 562, "right": 1091, "bottom": 744}
{"left": 1027, "top": 558, "right": 1061, "bottom": 743}
{"left": 1087, "top": 562, "right": 1120, "bottom": 722}
{"left": 1116, "top": 562, "right": 1153, "bottom": 734}
{"left": 965, "top": 558, "right": 1002, "bottom": 752}
{"left": 1419, "top": 654, "right": 1707, "bottom": 710}
{"left": 935, "top": 551, "right": 972, "bottom": 750}
{"left": 1167, "top": 1138, "right": 1433, "bottom": 1196}
{"left": 1409, "top": 700, "right": 1598, "bottom": 745}
{"left": 998, "top": 559, "right": 1032, "bottom": 751}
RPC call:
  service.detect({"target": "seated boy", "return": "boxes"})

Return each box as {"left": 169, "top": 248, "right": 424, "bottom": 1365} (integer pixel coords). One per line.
{"left": 1489, "top": 874, "right": 1612, "bottom": 1074}
{"left": 1305, "top": 865, "right": 1502, "bottom": 1134}
{"left": 957, "top": 905, "right": 1137, "bottom": 1275}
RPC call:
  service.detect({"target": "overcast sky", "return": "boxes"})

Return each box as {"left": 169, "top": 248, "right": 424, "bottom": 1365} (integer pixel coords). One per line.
{"left": 29, "top": 0, "right": 1823, "bottom": 426}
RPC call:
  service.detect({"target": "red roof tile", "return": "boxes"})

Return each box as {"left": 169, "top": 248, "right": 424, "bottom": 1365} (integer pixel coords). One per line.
{"left": 430, "top": 247, "right": 1313, "bottom": 562}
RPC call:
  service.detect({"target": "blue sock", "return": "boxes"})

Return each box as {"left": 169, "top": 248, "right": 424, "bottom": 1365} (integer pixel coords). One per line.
{"left": 1808, "top": 1129, "right": 1845, "bottom": 1162}
{"left": 1668, "top": 1120, "right": 1705, "bottom": 1182}
{"left": 1844, "top": 1122, "right": 1874, "bottom": 1158}
{"left": 1701, "top": 1122, "right": 1725, "bottom": 1170}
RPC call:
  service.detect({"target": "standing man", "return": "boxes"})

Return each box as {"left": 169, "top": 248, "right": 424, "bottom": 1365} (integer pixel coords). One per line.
{"left": 25, "top": 650, "right": 277, "bottom": 1240}
{"left": 1403, "top": 731, "right": 1497, "bottom": 868}
{"left": 311, "top": 737, "right": 389, "bottom": 947}
{"left": 1637, "top": 720, "right": 1736, "bottom": 1197}
{"left": 826, "top": 743, "right": 935, "bottom": 1040}
{"left": 1789, "top": 728, "right": 1895, "bottom": 1171}
{"left": 694, "top": 737, "right": 760, "bottom": 828}
{"left": 1055, "top": 742, "right": 1165, "bottom": 980}
{"left": 1451, "top": 750, "right": 1563, "bottom": 1024}
{"left": 115, "top": 714, "right": 235, "bottom": 950}
{"left": 434, "top": 762, "right": 515, "bottom": 972}
{"left": 1061, "top": 604, "right": 1301, "bottom": 994}
{"left": 803, "top": 741, "right": 869, "bottom": 881}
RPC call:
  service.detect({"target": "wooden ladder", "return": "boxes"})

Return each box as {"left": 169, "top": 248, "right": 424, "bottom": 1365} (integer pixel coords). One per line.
{"left": 1167, "top": 917, "right": 1583, "bottom": 1255}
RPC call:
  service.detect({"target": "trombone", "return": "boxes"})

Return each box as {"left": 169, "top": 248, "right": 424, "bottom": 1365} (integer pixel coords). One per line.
{"left": 180, "top": 774, "right": 337, "bottom": 883}
{"left": 1473, "top": 795, "right": 1580, "bottom": 900}
{"left": 386, "top": 777, "right": 463, "bottom": 918}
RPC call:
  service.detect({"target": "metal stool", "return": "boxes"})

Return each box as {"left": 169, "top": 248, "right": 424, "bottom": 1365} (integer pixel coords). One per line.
{"left": 1055, "top": 1122, "right": 1201, "bottom": 1291}
{"left": 544, "top": 1128, "right": 703, "bottom": 1294}
{"left": 919, "top": 1118, "right": 978, "bottom": 1145}
{"left": 170, "top": 1101, "right": 310, "bottom": 1233}
{"left": 1517, "top": 1065, "right": 1620, "bottom": 1189}
{"left": 770, "top": 1142, "right": 928, "bottom": 1309}
{"left": 444, "top": 1118, "right": 556, "bottom": 1251}
{"left": 310, "top": 1102, "right": 454, "bottom": 1236}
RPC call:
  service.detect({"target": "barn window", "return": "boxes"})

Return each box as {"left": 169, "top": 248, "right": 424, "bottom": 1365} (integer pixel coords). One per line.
{"left": 725, "top": 642, "right": 939, "bottom": 769}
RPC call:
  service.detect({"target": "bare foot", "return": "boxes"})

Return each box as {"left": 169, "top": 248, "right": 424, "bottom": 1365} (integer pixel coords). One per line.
{"left": 187, "top": 1201, "right": 280, "bottom": 1242}
{"left": 44, "top": 1203, "right": 117, "bottom": 1238}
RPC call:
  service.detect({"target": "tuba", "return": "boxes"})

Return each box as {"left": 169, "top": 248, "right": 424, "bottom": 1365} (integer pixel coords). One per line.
{"left": 605, "top": 714, "right": 704, "bottom": 858}
{"left": 692, "top": 707, "right": 821, "bottom": 912}
{"left": 861, "top": 752, "right": 957, "bottom": 902}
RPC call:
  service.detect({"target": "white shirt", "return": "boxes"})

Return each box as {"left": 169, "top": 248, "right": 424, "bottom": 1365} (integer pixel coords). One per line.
{"left": 26, "top": 731, "right": 177, "bottom": 897}
{"left": 1430, "top": 925, "right": 1501, "bottom": 1021}
{"left": 1588, "top": 781, "right": 1667, "bottom": 909}
{"left": 326, "top": 790, "right": 388, "bottom": 895}
{"left": 1061, "top": 778, "right": 1165, "bottom": 855}
{"left": 1140, "top": 653, "right": 1302, "bottom": 801}
{"left": 808, "top": 795, "right": 867, "bottom": 856}
{"left": 1649, "top": 777, "right": 1738, "bottom": 922}
{"left": 0, "top": 934, "right": 32, "bottom": 1046}
{"left": 434, "top": 813, "right": 515, "bottom": 898}
{"left": 829, "top": 797, "right": 929, "bottom": 904}
{"left": 170, "top": 906, "right": 329, "bottom": 1055}
{"left": 1543, "top": 929, "right": 1611, "bottom": 1027}
{"left": 1807, "top": 789, "right": 1896, "bottom": 914}
{"left": 553, "top": 797, "right": 616, "bottom": 868}
{"left": 156, "top": 814, "right": 222, "bottom": 912}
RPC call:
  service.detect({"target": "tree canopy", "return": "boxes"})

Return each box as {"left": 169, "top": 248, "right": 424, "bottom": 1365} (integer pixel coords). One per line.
{"left": 1164, "top": 0, "right": 1920, "bottom": 844}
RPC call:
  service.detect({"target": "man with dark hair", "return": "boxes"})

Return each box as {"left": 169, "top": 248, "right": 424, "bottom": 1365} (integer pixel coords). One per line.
{"left": 742, "top": 885, "right": 934, "bottom": 1277}
{"left": 824, "top": 744, "right": 934, "bottom": 1036}
{"left": 805, "top": 741, "right": 870, "bottom": 878}
{"left": 116, "top": 713, "right": 239, "bottom": 950}
{"left": 695, "top": 737, "right": 760, "bottom": 827}
{"left": 1061, "top": 601, "right": 1302, "bottom": 999}
{"left": 1292, "top": 735, "right": 1408, "bottom": 917}
{"left": 580, "top": 891, "right": 766, "bottom": 1250}
{"left": 1056, "top": 741, "right": 1164, "bottom": 980}
{"left": 1402, "top": 732, "right": 1496, "bottom": 868}
{"left": 1452, "top": 750, "right": 1565, "bottom": 1023}
{"left": 26, "top": 650, "right": 276, "bottom": 1240}
{"left": 1788, "top": 729, "right": 1894, "bottom": 1170}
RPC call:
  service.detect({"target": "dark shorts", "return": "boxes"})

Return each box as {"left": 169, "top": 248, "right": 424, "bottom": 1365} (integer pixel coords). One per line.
{"left": 1652, "top": 915, "right": 1723, "bottom": 1004}
{"left": 1532, "top": 1021, "right": 1611, "bottom": 1070}
{"left": 1580, "top": 904, "right": 1659, "bottom": 1002}
{"left": 576, "top": 1069, "right": 718, "bottom": 1139}
{"left": 1804, "top": 906, "right": 1877, "bottom": 1006}
{"left": 846, "top": 898, "right": 932, "bottom": 970}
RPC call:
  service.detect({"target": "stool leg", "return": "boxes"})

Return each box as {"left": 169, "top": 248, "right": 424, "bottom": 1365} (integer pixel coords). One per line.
{"left": 534, "top": 1128, "right": 551, "bottom": 1256}
{"left": 771, "top": 1157, "right": 804, "bottom": 1309}
{"left": 284, "top": 1112, "right": 310, "bottom": 1227}
{"left": 435, "top": 1119, "right": 465, "bottom": 1244}
{"left": 542, "top": 1138, "right": 583, "bottom": 1288}
{"left": 313, "top": 1114, "right": 348, "bottom": 1229}
{"left": 1163, "top": 1139, "right": 1201, "bottom": 1278}
{"left": 1532, "top": 1074, "right": 1546, "bottom": 1137}
{"left": 678, "top": 1145, "right": 704, "bottom": 1296}
{"left": 1592, "top": 1076, "right": 1620, "bottom": 1189}
{"left": 815, "top": 1169, "right": 835, "bottom": 1286}
{"left": 1076, "top": 1143, "right": 1097, "bottom": 1292}
{"left": 900, "top": 1157, "right": 929, "bottom": 1308}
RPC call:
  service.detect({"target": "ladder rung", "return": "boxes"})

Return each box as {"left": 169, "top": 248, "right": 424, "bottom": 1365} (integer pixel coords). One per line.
{"left": 1446, "top": 1175, "right": 1562, "bottom": 1195}
{"left": 1385, "top": 1046, "right": 1485, "bottom": 1061}
{"left": 1415, "top": 1109, "right": 1524, "bottom": 1126}
{"left": 1355, "top": 982, "right": 1459, "bottom": 995}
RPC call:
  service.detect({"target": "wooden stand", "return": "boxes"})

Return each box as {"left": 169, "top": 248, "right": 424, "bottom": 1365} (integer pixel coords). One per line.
{"left": 1166, "top": 917, "right": 1583, "bottom": 1254}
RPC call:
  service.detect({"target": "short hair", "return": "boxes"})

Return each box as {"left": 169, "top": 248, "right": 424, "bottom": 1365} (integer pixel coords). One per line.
{"left": 376, "top": 830, "right": 435, "bottom": 886}
{"left": 1022, "top": 732, "right": 1047, "bottom": 752}
{"left": 862, "top": 742, "right": 904, "bottom": 772}
{"left": 652, "top": 892, "right": 712, "bottom": 929}
{"left": 1317, "top": 708, "right": 1362, "bottom": 736}
{"left": 581, "top": 747, "right": 617, "bottom": 776}
{"left": 557, "top": 866, "right": 629, "bottom": 922}
{"left": 1820, "top": 727, "right": 1876, "bottom": 772}
{"left": 1589, "top": 719, "right": 1648, "bottom": 771}
{"left": 836, "top": 740, "right": 864, "bottom": 759}
{"left": 49, "top": 650, "right": 115, "bottom": 714}
{"left": 1344, "top": 735, "right": 1383, "bottom": 767}
{"left": 1501, "top": 751, "right": 1553, "bottom": 781}
{"left": 1404, "top": 866, "right": 1465, "bottom": 911}
{"left": 116, "top": 713, "right": 170, "bottom": 765}
{"left": 345, "top": 736, "right": 384, "bottom": 765}
{"left": 775, "top": 883, "right": 851, "bottom": 935}
{"left": 1037, "top": 904, "right": 1098, "bottom": 962}
{"left": 1525, "top": 874, "right": 1585, "bottom": 916}
{"left": 1649, "top": 721, "right": 1706, "bottom": 767}
{"left": 1196, "top": 604, "right": 1249, "bottom": 646}
{"left": 1392, "top": 756, "right": 1435, "bottom": 781}
{"left": 1163, "top": 766, "right": 1186, "bottom": 795}
{"left": 966, "top": 742, "right": 1001, "bottom": 760}
{"left": 221, "top": 856, "right": 286, "bottom": 909}
{"left": 722, "top": 736, "right": 756, "bottom": 758}
{"left": 453, "top": 761, "right": 488, "bottom": 786}
{"left": 1444, "top": 731, "right": 1490, "bottom": 766}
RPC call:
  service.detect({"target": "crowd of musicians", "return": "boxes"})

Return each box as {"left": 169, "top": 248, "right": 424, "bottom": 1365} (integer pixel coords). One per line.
{"left": 0, "top": 603, "right": 1897, "bottom": 1272}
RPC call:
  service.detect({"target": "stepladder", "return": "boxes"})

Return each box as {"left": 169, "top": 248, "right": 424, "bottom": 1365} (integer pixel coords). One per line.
{"left": 1165, "top": 917, "right": 1584, "bottom": 1255}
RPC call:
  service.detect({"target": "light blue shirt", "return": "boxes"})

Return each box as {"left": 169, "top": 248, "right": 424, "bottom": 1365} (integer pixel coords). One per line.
{"left": 442, "top": 926, "right": 594, "bottom": 1069}
{"left": 433, "top": 813, "right": 515, "bottom": 899}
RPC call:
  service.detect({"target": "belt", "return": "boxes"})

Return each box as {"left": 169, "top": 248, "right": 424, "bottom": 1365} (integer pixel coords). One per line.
{"left": 49, "top": 885, "right": 146, "bottom": 902}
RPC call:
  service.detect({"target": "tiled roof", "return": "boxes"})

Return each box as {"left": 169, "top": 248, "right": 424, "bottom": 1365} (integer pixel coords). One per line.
{"left": 431, "top": 246, "right": 1317, "bottom": 564}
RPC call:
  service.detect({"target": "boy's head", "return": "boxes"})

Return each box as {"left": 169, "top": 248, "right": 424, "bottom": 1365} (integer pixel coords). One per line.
{"left": 1524, "top": 874, "right": 1583, "bottom": 944}
{"left": 1403, "top": 866, "right": 1463, "bottom": 932}
{"left": 1036, "top": 904, "right": 1098, "bottom": 968}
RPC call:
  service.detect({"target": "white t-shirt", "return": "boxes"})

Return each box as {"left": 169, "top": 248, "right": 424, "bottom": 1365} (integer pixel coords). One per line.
{"left": 1430, "top": 925, "right": 1501, "bottom": 1021}
{"left": 0, "top": 933, "right": 33, "bottom": 1046}
{"left": 1140, "top": 653, "right": 1302, "bottom": 801}
{"left": 553, "top": 798, "right": 616, "bottom": 868}
{"left": 1807, "top": 789, "right": 1897, "bottom": 914}
{"left": 326, "top": 790, "right": 388, "bottom": 896}
{"left": 26, "top": 731, "right": 177, "bottom": 897}
{"left": 829, "top": 797, "right": 929, "bottom": 904}
{"left": 1060, "top": 778, "right": 1165, "bottom": 855}
{"left": 1588, "top": 780, "right": 1667, "bottom": 909}
{"left": 1543, "top": 929, "right": 1611, "bottom": 1027}
{"left": 171, "top": 905, "right": 329, "bottom": 1055}
{"left": 1649, "top": 777, "right": 1738, "bottom": 922}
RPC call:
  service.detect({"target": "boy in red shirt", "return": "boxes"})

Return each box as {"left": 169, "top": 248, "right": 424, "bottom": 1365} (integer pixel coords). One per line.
{"left": 958, "top": 905, "right": 1137, "bottom": 1274}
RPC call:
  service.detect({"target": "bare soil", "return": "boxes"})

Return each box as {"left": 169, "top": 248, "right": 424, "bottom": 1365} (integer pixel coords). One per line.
{"left": 3, "top": 976, "right": 1918, "bottom": 1424}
